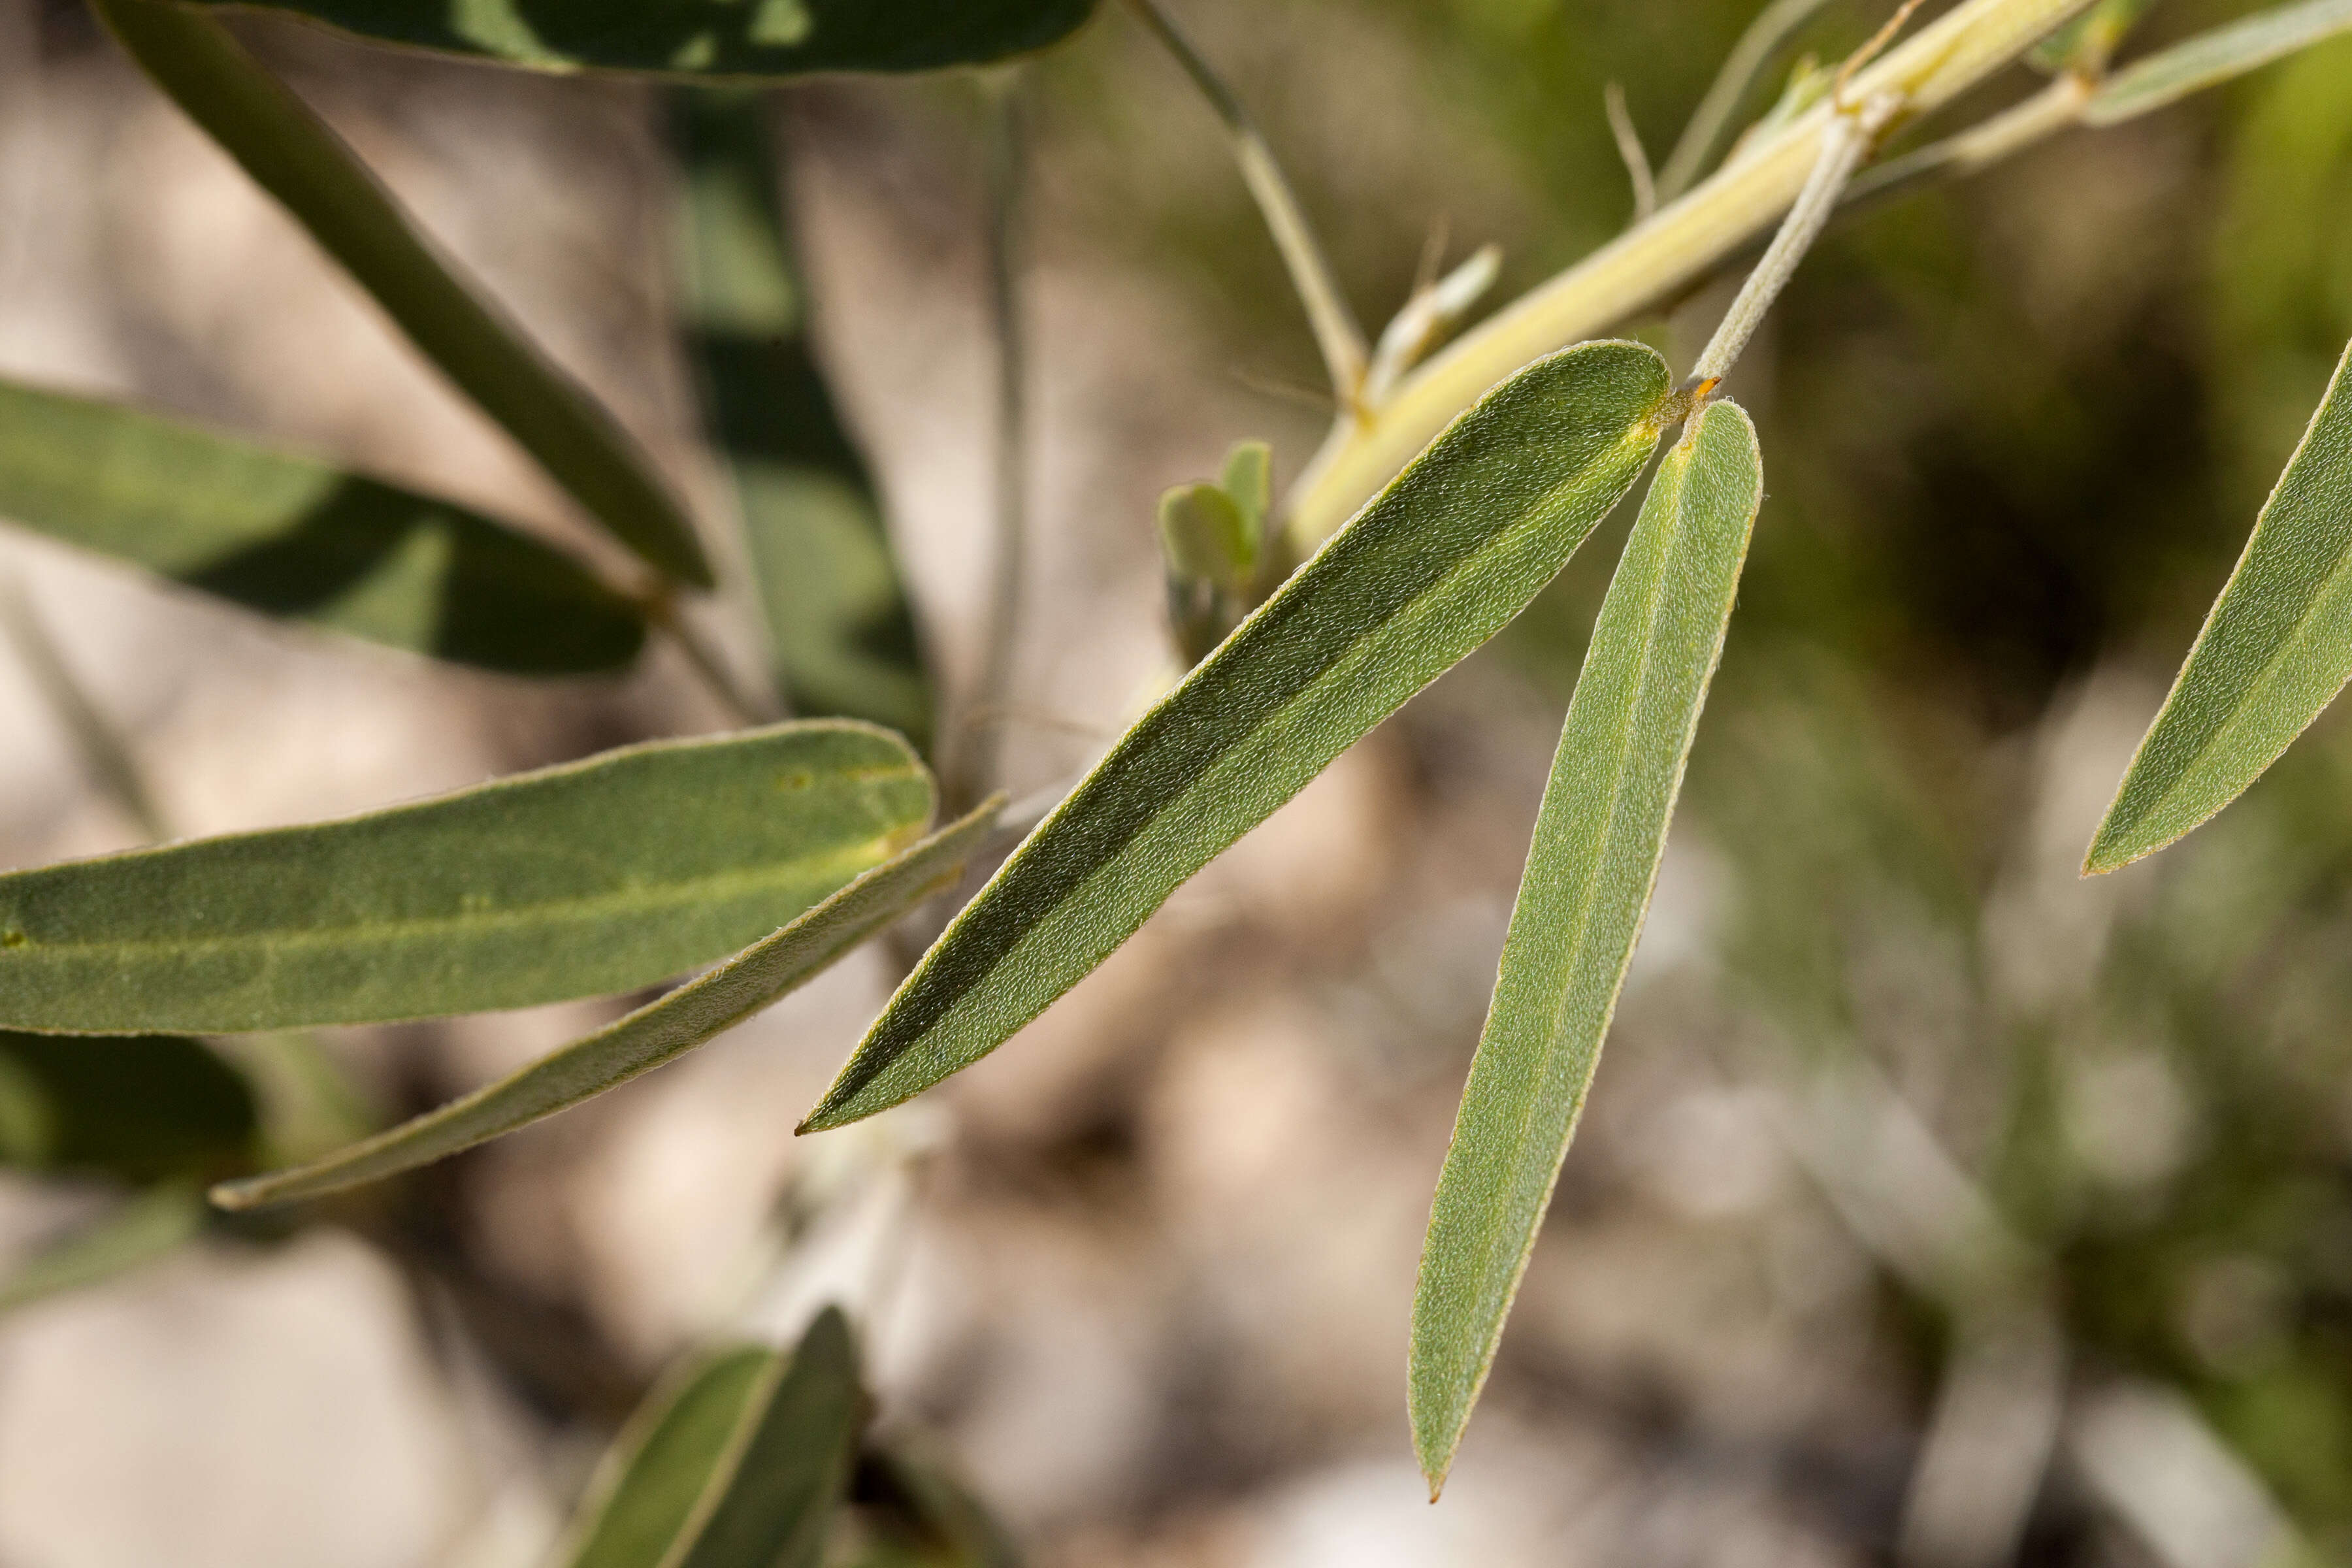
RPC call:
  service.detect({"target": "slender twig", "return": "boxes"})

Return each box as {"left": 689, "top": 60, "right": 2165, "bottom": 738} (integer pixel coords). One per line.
{"left": 1281, "top": 0, "right": 2098, "bottom": 551}
{"left": 1690, "top": 91, "right": 1901, "bottom": 389}
{"left": 1658, "top": 0, "right": 1841, "bottom": 202}
{"left": 1848, "top": 70, "right": 2093, "bottom": 203}
{"left": 1603, "top": 84, "right": 1658, "bottom": 225}
{"left": 948, "top": 69, "right": 1030, "bottom": 816}
{"left": 1124, "top": 0, "right": 1370, "bottom": 409}
{"left": 1362, "top": 244, "right": 1501, "bottom": 408}
{"left": 0, "top": 578, "right": 171, "bottom": 842}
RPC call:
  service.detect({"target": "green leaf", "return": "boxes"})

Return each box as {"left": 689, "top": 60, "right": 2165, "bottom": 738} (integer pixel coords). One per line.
{"left": 1156, "top": 483, "right": 1252, "bottom": 591}
{"left": 2085, "top": 0, "right": 2352, "bottom": 125}
{"left": 182, "top": 0, "right": 1097, "bottom": 78}
{"left": 2029, "top": 0, "right": 2159, "bottom": 73}
{"left": 0, "top": 1032, "right": 258, "bottom": 1180}
{"left": 1220, "top": 439, "right": 1272, "bottom": 554}
{"left": 802, "top": 340, "right": 1675, "bottom": 1133}
{"left": 0, "top": 1183, "right": 210, "bottom": 1315}
{"left": 558, "top": 1345, "right": 778, "bottom": 1568}
{"left": 673, "top": 1307, "right": 866, "bottom": 1568}
{"left": 2087, "top": 336, "right": 2352, "bottom": 872}
{"left": 861, "top": 1446, "right": 1025, "bottom": 1568}
{"left": 0, "top": 379, "right": 644, "bottom": 674}
{"left": 212, "top": 802, "right": 997, "bottom": 1210}
{"left": 1410, "top": 399, "right": 1763, "bottom": 1495}
{"left": 672, "top": 91, "right": 932, "bottom": 746}
{"left": 90, "top": 0, "right": 713, "bottom": 588}
{"left": 0, "top": 721, "right": 930, "bottom": 1034}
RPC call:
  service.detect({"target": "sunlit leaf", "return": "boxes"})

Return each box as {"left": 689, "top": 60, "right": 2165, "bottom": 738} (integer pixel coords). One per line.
{"left": 90, "top": 0, "right": 713, "bottom": 587}
{"left": 2087, "top": 336, "right": 2352, "bottom": 872}
{"left": 184, "top": 0, "right": 1098, "bottom": 78}
{"left": 0, "top": 721, "right": 930, "bottom": 1034}
{"left": 0, "top": 1032, "right": 258, "bottom": 1180}
{"left": 0, "top": 1183, "right": 209, "bottom": 1315}
{"left": 674, "top": 1307, "right": 866, "bottom": 1568}
{"left": 0, "top": 380, "right": 644, "bottom": 674}
{"left": 558, "top": 1345, "right": 777, "bottom": 1568}
{"left": 802, "top": 340, "right": 1675, "bottom": 1132}
{"left": 1411, "top": 400, "right": 1763, "bottom": 1494}
{"left": 671, "top": 90, "right": 932, "bottom": 745}
{"left": 213, "top": 803, "right": 996, "bottom": 1209}
{"left": 2085, "top": 0, "right": 2352, "bottom": 124}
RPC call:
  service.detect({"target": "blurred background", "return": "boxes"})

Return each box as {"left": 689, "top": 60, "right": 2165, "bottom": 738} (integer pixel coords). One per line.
{"left": 1, "top": 0, "right": 2350, "bottom": 1562}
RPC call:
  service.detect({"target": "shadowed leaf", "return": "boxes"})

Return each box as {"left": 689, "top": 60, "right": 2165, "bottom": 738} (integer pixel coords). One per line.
{"left": 802, "top": 340, "right": 1675, "bottom": 1133}
{"left": 0, "top": 379, "right": 644, "bottom": 674}
{"left": 212, "top": 802, "right": 996, "bottom": 1209}
{"left": 0, "top": 1032, "right": 258, "bottom": 1180}
{"left": 91, "top": 0, "right": 712, "bottom": 587}
{"left": 672, "top": 91, "right": 932, "bottom": 745}
{"left": 0, "top": 722, "right": 930, "bottom": 1034}
{"left": 2087, "top": 335, "right": 2352, "bottom": 872}
{"left": 1412, "top": 400, "right": 1763, "bottom": 1493}
{"left": 185, "top": 0, "right": 1098, "bottom": 78}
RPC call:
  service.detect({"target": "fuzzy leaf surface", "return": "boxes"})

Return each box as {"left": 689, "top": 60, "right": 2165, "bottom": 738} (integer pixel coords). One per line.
{"left": 213, "top": 803, "right": 996, "bottom": 1209}
{"left": 803, "top": 340, "right": 1673, "bottom": 1132}
{"left": 1412, "top": 400, "right": 1763, "bottom": 1492}
{"left": 92, "top": 0, "right": 711, "bottom": 586}
{"left": 2087, "top": 335, "right": 2352, "bottom": 871}
{"left": 0, "top": 722, "right": 928, "bottom": 1034}
{"left": 0, "top": 379, "right": 642, "bottom": 674}
{"left": 184, "top": 0, "right": 1096, "bottom": 78}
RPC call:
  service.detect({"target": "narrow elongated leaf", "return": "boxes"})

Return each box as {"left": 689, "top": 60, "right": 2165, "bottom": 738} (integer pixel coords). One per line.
{"left": 672, "top": 91, "right": 931, "bottom": 744}
{"left": 90, "top": 0, "right": 713, "bottom": 587}
{"left": 559, "top": 1345, "right": 779, "bottom": 1568}
{"left": 2086, "top": 336, "right": 2352, "bottom": 872}
{"left": 803, "top": 340, "right": 1674, "bottom": 1132}
{"left": 0, "top": 721, "right": 929, "bottom": 1034}
{"left": 0, "top": 1183, "right": 208, "bottom": 1314}
{"left": 1411, "top": 400, "right": 1763, "bottom": 1494}
{"left": 0, "top": 1032, "right": 258, "bottom": 1179}
{"left": 212, "top": 802, "right": 997, "bottom": 1209}
{"left": 672, "top": 1307, "right": 865, "bottom": 1568}
{"left": 2085, "top": 0, "right": 2352, "bottom": 124}
{"left": 186, "top": 0, "right": 1097, "bottom": 78}
{"left": 0, "top": 380, "right": 643, "bottom": 674}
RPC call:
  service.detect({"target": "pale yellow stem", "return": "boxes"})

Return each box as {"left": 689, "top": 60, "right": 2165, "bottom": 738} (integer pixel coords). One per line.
{"left": 1281, "top": 0, "right": 2097, "bottom": 552}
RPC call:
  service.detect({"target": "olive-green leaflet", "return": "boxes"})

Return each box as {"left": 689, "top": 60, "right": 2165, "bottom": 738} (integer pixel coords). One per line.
{"left": 670, "top": 91, "right": 934, "bottom": 745}
{"left": 2083, "top": 0, "right": 2352, "bottom": 126}
{"left": 1411, "top": 400, "right": 1764, "bottom": 1494}
{"left": 557, "top": 1310, "right": 864, "bottom": 1568}
{"left": 803, "top": 340, "right": 1678, "bottom": 1132}
{"left": 0, "top": 379, "right": 642, "bottom": 675}
{"left": 90, "top": 0, "right": 712, "bottom": 588}
{"left": 212, "top": 802, "right": 998, "bottom": 1211}
{"left": 2086, "top": 335, "right": 2352, "bottom": 872}
{"left": 0, "top": 722, "right": 929, "bottom": 1034}
{"left": 184, "top": 0, "right": 1098, "bottom": 78}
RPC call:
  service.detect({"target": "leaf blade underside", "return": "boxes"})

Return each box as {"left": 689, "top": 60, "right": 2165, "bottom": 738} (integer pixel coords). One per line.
{"left": 0, "top": 722, "right": 930, "bottom": 1034}
{"left": 1411, "top": 400, "right": 1764, "bottom": 1494}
